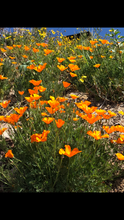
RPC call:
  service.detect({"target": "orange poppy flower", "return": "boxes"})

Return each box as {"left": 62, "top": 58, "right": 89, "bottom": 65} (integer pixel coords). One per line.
{"left": 36, "top": 43, "right": 42, "bottom": 46}
{"left": 102, "top": 125, "right": 116, "bottom": 134}
{"left": 77, "top": 105, "right": 97, "bottom": 114}
{"left": 9, "top": 56, "right": 16, "bottom": 59}
{"left": 57, "top": 41, "right": 62, "bottom": 46}
{"left": 70, "top": 94, "right": 79, "bottom": 100}
{"left": 78, "top": 55, "right": 82, "bottom": 58}
{"left": 44, "top": 49, "right": 53, "bottom": 55}
{"left": 27, "top": 64, "right": 36, "bottom": 70}
{"left": 0, "top": 100, "right": 11, "bottom": 108}
{"left": 28, "top": 88, "right": 38, "bottom": 95}
{"left": 0, "top": 48, "right": 6, "bottom": 52}
{"left": 101, "top": 55, "right": 106, "bottom": 58}
{"left": 39, "top": 100, "right": 48, "bottom": 106}
{"left": 99, "top": 39, "right": 109, "bottom": 44}
{"left": 6, "top": 46, "right": 13, "bottom": 50}
{"left": 22, "top": 55, "right": 28, "bottom": 58}
{"left": 17, "top": 45, "right": 22, "bottom": 48}
{"left": 89, "top": 56, "right": 93, "bottom": 59}
{"left": 32, "top": 48, "right": 39, "bottom": 53}
{"left": 68, "top": 64, "right": 80, "bottom": 72}
{"left": 12, "top": 62, "right": 17, "bottom": 64}
{"left": 81, "top": 114, "right": 102, "bottom": 124}
{"left": 0, "top": 128, "right": 7, "bottom": 135}
{"left": 33, "top": 63, "right": 47, "bottom": 72}
{"left": 115, "top": 125, "right": 124, "bottom": 133}
{"left": 25, "top": 96, "right": 34, "bottom": 103}
{"left": 29, "top": 79, "right": 42, "bottom": 86}
{"left": 45, "top": 107, "right": 59, "bottom": 114}
{"left": 56, "top": 97, "right": 68, "bottom": 102}
{"left": 57, "top": 65, "right": 68, "bottom": 71}
{"left": 42, "top": 117, "right": 54, "bottom": 124}
{"left": 108, "top": 110, "right": 116, "bottom": 117}
{"left": 73, "top": 118, "right": 79, "bottom": 121}
{"left": 116, "top": 153, "right": 124, "bottom": 160}
{"left": 14, "top": 106, "right": 28, "bottom": 115}
{"left": 55, "top": 119, "right": 65, "bottom": 128}
{"left": 34, "top": 86, "right": 46, "bottom": 92}
{"left": 30, "top": 94, "right": 42, "bottom": 101}
{"left": 30, "top": 101, "right": 38, "bottom": 109}
{"left": 87, "top": 130, "right": 109, "bottom": 140}
{"left": 63, "top": 81, "right": 71, "bottom": 88}
{"left": 41, "top": 112, "right": 48, "bottom": 116}
{"left": 48, "top": 100, "right": 60, "bottom": 108}
{"left": 59, "top": 145, "right": 82, "bottom": 158}
{"left": 90, "top": 40, "right": 98, "bottom": 45}
{"left": 93, "top": 64, "right": 101, "bottom": 68}
{"left": 24, "top": 45, "right": 30, "bottom": 51}
{"left": 41, "top": 43, "right": 48, "bottom": 47}
{"left": 5, "top": 149, "right": 14, "bottom": 158}
{"left": 68, "top": 56, "right": 76, "bottom": 60}
{"left": 31, "top": 130, "right": 50, "bottom": 143}
{"left": 95, "top": 109, "right": 106, "bottom": 115}
{"left": 56, "top": 57, "right": 65, "bottom": 63}
{"left": 76, "top": 45, "right": 84, "bottom": 50}
{"left": 4, "top": 114, "right": 22, "bottom": 125}
{"left": 70, "top": 72, "right": 77, "bottom": 77}
{"left": 0, "top": 116, "right": 5, "bottom": 121}
{"left": 0, "top": 75, "right": 8, "bottom": 80}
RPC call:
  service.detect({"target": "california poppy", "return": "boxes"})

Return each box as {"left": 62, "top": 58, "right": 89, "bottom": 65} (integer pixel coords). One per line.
{"left": 33, "top": 63, "right": 47, "bottom": 72}
{"left": 70, "top": 94, "right": 79, "bottom": 100}
{"left": 56, "top": 97, "right": 68, "bottom": 102}
{"left": 6, "top": 46, "right": 13, "bottom": 50}
{"left": 70, "top": 72, "right": 77, "bottom": 77}
{"left": 31, "top": 130, "right": 50, "bottom": 143}
{"left": 56, "top": 57, "right": 65, "bottom": 63}
{"left": 44, "top": 49, "right": 53, "bottom": 55}
{"left": 27, "top": 64, "right": 36, "bottom": 70}
{"left": 24, "top": 45, "right": 30, "bottom": 51}
{"left": 45, "top": 106, "right": 59, "bottom": 114}
{"left": 48, "top": 100, "right": 60, "bottom": 108}
{"left": 81, "top": 114, "right": 102, "bottom": 124}
{"left": 87, "top": 130, "right": 109, "bottom": 140}
{"left": 0, "top": 100, "right": 11, "bottom": 108}
{"left": 90, "top": 40, "right": 98, "bottom": 45}
{"left": 68, "top": 64, "right": 80, "bottom": 72}
{"left": 22, "top": 55, "right": 28, "bottom": 58}
{"left": 0, "top": 75, "right": 8, "bottom": 80}
{"left": 99, "top": 39, "right": 109, "bottom": 44}
{"left": 55, "top": 119, "right": 65, "bottom": 128}
{"left": 57, "top": 65, "right": 68, "bottom": 71}
{"left": 59, "top": 145, "right": 82, "bottom": 158}
{"left": 29, "top": 79, "right": 42, "bottom": 86}
{"left": 41, "top": 43, "right": 48, "bottom": 47}
{"left": 116, "top": 153, "right": 124, "bottom": 160}
{"left": 63, "top": 81, "right": 71, "bottom": 88}
{"left": 5, "top": 149, "right": 14, "bottom": 158}
{"left": 42, "top": 117, "right": 54, "bottom": 124}
{"left": 102, "top": 125, "right": 116, "bottom": 134}
{"left": 93, "top": 64, "right": 101, "bottom": 68}
{"left": 14, "top": 106, "right": 28, "bottom": 115}
{"left": 95, "top": 109, "right": 106, "bottom": 115}
{"left": 0, "top": 128, "right": 7, "bottom": 135}
{"left": 9, "top": 56, "right": 16, "bottom": 59}
{"left": 32, "top": 48, "right": 39, "bottom": 53}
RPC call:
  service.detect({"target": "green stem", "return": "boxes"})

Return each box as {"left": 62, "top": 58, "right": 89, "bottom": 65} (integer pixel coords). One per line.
{"left": 10, "top": 159, "right": 26, "bottom": 180}
{"left": 66, "top": 158, "right": 70, "bottom": 191}
{"left": 52, "top": 157, "right": 63, "bottom": 189}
